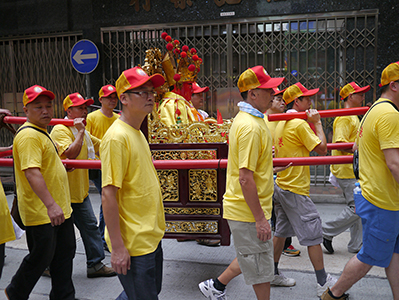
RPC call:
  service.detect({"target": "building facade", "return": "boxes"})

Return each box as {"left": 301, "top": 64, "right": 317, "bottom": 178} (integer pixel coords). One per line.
{"left": 0, "top": 0, "right": 396, "bottom": 183}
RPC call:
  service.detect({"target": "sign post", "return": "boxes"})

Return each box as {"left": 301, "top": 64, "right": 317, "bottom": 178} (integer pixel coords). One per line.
{"left": 70, "top": 39, "right": 100, "bottom": 98}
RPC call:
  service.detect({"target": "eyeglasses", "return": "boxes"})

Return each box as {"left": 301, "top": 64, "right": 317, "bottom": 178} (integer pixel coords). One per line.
{"left": 124, "top": 91, "right": 157, "bottom": 98}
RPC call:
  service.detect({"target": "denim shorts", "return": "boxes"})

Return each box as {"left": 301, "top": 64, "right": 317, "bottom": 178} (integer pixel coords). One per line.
{"left": 356, "top": 193, "right": 399, "bottom": 268}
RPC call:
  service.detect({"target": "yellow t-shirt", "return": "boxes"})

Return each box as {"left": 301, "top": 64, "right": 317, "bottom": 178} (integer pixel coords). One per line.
{"left": 50, "top": 125, "right": 101, "bottom": 203}
{"left": 0, "top": 183, "right": 15, "bottom": 244}
{"left": 264, "top": 115, "right": 279, "bottom": 146}
{"left": 158, "top": 92, "right": 197, "bottom": 126}
{"left": 275, "top": 118, "right": 321, "bottom": 196}
{"left": 100, "top": 119, "right": 165, "bottom": 256}
{"left": 86, "top": 109, "right": 119, "bottom": 139}
{"left": 330, "top": 115, "right": 359, "bottom": 179}
{"left": 13, "top": 122, "right": 72, "bottom": 226}
{"left": 223, "top": 111, "right": 274, "bottom": 222}
{"left": 358, "top": 98, "right": 399, "bottom": 211}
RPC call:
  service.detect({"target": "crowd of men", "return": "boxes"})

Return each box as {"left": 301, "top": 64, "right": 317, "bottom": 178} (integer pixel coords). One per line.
{"left": 1, "top": 60, "right": 399, "bottom": 300}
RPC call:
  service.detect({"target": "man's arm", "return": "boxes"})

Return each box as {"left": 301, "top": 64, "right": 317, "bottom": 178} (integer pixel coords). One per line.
{"left": 102, "top": 185, "right": 131, "bottom": 275}
{"left": 63, "top": 118, "right": 85, "bottom": 159}
{"left": 239, "top": 168, "right": 271, "bottom": 242}
{"left": 24, "top": 167, "right": 65, "bottom": 226}
{"left": 383, "top": 148, "right": 399, "bottom": 184}
{"left": 306, "top": 109, "right": 327, "bottom": 155}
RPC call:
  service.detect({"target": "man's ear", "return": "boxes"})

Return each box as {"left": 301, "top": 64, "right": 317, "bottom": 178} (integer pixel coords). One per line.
{"left": 66, "top": 107, "right": 73, "bottom": 118}
{"left": 119, "top": 94, "right": 128, "bottom": 106}
{"left": 249, "top": 90, "right": 257, "bottom": 100}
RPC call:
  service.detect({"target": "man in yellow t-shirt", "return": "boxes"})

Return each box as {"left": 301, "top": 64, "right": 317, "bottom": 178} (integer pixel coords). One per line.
{"left": 199, "top": 66, "right": 285, "bottom": 300}
{"left": 190, "top": 82, "right": 210, "bottom": 121}
{"left": 274, "top": 82, "right": 337, "bottom": 298}
{"left": 50, "top": 93, "right": 116, "bottom": 279}
{"left": 86, "top": 85, "right": 119, "bottom": 140}
{"left": 264, "top": 89, "right": 301, "bottom": 258}
{"left": 0, "top": 108, "right": 15, "bottom": 279}
{"left": 86, "top": 84, "right": 119, "bottom": 251}
{"left": 322, "top": 82, "right": 370, "bottom": 255}
{"left": 264, "top": 87, "right": 286, "bottom": 140}
{"left": 322, "top": 62, "right": 399, "bottom": 300}
{"left": 101, "top": 67, "right": 166, "bottom": 300}
{"left": 6, "top": 85, "right": 75, "bottom": 300}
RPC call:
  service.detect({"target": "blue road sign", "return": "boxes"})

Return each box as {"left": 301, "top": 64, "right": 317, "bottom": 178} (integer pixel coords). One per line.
{"left": 70, "top": 39, "right": 99, "bottom": 74}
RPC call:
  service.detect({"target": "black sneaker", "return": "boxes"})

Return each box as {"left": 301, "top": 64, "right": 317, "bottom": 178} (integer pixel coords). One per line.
{"left": 323, "top": 238, "right": 334, "bottom": 254}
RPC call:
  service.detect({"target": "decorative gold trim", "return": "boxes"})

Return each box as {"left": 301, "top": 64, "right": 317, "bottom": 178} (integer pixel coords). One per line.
{"left": 164, "top": 207, "right": 220, "bottom": 215}
{"left": 189, "top": 169, "right": 217, "bottom": 202}
{"left": 158, "top": 170, "right": 179, "bottom": 201}
{"left": 152, "top": 149, "right": 216, "bottom": 160}
{"left": 165, "top": 221, "right": 218, "bottom": 233}
{"left": 148, "top": 110, "right": 232, "bottom": 144}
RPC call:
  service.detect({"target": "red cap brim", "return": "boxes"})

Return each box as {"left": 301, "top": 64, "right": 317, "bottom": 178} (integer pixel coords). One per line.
{"left": 354, "top": 85, "right": 371, "bottom": 94}
{"left": 38, "top": 90, "right": 55, "bottom": 101}
{"left": 274, "top": 87, "right": 287, "bottom": 96}
{"left": 302, "top": 88, "right": 319, "bottom": 97}
{"left": 259, "top": 77, "right": 285, "bottom": 89}
{"left": 71, "top": 98, "right": 94, "bottom": 107}
{"left": 127, "top": 73, "right": 166, "bottom": 92}
{"left": 193, "top": 86, "right": 209, "bottom": 93}
{"left": 102, "top": 91, "right": 117, "bottom": 98}
{"left": 148, "top": 73, "right": 166, "bottom": 89}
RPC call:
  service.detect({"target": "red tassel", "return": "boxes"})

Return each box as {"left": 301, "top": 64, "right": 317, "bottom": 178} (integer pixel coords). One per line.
{"left": 217, "top": 109, "right": 223, "bottom": 124}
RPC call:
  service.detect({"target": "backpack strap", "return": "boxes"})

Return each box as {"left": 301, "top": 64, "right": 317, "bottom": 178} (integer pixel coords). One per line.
{"left": 16, "top": 126, "right": 58, "bottom": 154}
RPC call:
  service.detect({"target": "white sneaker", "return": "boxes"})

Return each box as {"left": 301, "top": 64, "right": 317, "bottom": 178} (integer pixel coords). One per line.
{"left": 271, "top": 272, "right": 296, "bottom": 287}
{"left": 317, "top": 274, "right": 338, "bottom": 297}
{"left": 199, "top": 279, "right": 227, "bottom": 300}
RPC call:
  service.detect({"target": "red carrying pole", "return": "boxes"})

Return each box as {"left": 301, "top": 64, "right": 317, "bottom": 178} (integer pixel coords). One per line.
{"left": 0, "top": 150, "right": 13, "bottom": 158}
{"left": 0, "top": 155, "right": 354, "bottom": 169}
{"left": 326, "top": 142, "right": 354, "bottom": 151}
{"left": 268, "top": 106, "right": 369, "bottom": 122}
{"left": 3, "top": 116, "right": 75, "bottom": 126}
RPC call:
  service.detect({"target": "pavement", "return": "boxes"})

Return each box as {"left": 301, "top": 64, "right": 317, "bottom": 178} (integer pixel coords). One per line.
{"left": 0, "top": 190, "right": 392, "bottom": 300}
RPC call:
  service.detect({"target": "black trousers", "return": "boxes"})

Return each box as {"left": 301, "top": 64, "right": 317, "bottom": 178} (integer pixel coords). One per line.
{"left": 0, "top": 243, "right": 5, "bottom": 279}
{"left": 6, "top": 217, "right": 76, "bottom": 300}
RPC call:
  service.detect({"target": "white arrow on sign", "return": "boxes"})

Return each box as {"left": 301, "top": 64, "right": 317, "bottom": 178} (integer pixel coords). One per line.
{"left": 73, "top": 50, "right": 97, "bottom": 65}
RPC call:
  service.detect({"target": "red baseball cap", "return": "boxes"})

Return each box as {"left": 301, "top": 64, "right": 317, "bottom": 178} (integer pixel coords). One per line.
{"left": 63, "top": 93, "right": 94, "bottom": 111}
{"left": 115, "top": 67, "right": 165, "bottom": 97}
{"left": 23, "top": 85, "right": 55, "bottom": 106}
{"left": 192, "top": 82, "right": 209, "bottom": 94}
{"left": 99, "top": 85, "right": 117, "bottom": 98}
{"left": 273, "top": 87, "right": 286, "bottom": 96}
{"left": 340, "top": 82, "right": 370, "bottom": 100}
{"left": 237, "top": 66, "right": 285, "bottom": 93}
{"left": 283, "top": 82, "right": 319, "bottom": 104}
{"left": 379, "top": 61, "right": 399, "bottom": 87}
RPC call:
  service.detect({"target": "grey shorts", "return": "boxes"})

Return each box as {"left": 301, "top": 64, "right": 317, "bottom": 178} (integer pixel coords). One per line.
{"left": 273, "top": 183, "right": 323, "bottom": 246}
{"left": 227, "top": 220, "right": 274, "bottom": 286}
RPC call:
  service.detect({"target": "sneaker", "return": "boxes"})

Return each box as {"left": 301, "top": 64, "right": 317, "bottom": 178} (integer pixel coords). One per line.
{"left": 283, "top": 245, "right": 301, "bottom": 257}
{"left": 320, "top": 288, "right": 349, "bottom": 300}
{"left": 196, "top": 239, "right": 221, "bottom": 247}
{"left": 317, "top": 274, "right": 337, "bottom": 297}
{"left": 271, "top": 272, "right": 296, "bottom": 287}
{"left": 87, "top": 263, "right": 117, "bottom": 278}
{"left": 198, "top": 279, "right": 227, "bottom": 300}
{"left": 323, "top": 238, "right": 334, "bottom": 254}
{"left": 42, "top": 267, "right": 51, "bottom": 277}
